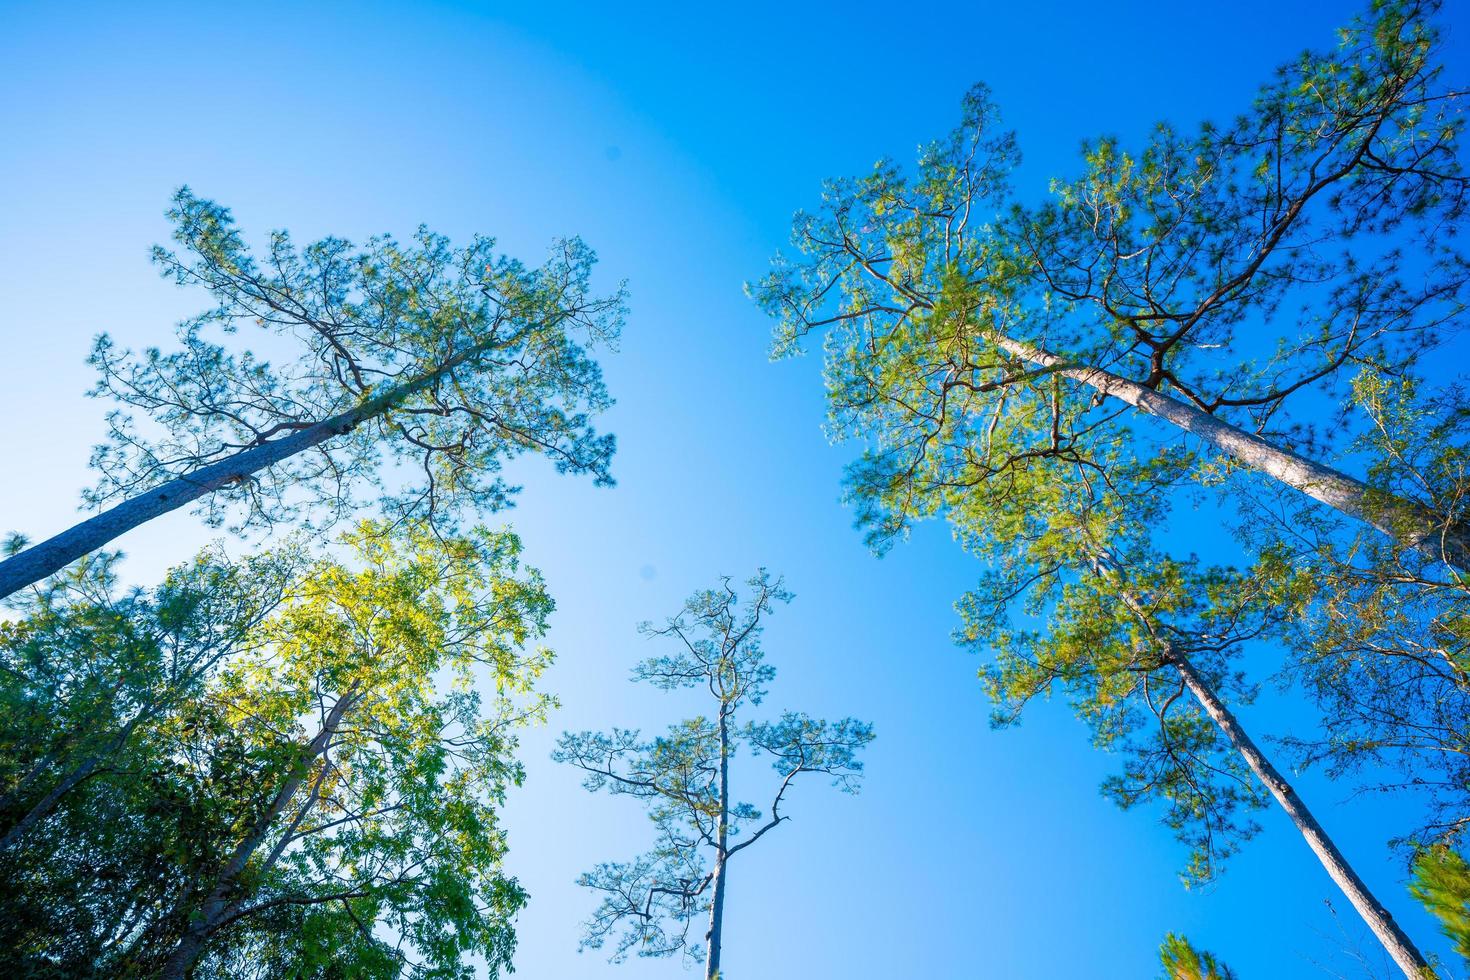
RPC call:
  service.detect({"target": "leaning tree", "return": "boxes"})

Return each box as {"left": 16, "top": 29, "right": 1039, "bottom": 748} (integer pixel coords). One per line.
{"left": 0, "top": 189, "right": 624, "bottom": 599}
{"left": 750, "top": 0, "right": 1467, "bottom": 567}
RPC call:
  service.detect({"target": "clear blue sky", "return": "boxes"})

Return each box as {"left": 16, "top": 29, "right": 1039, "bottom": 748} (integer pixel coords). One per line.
{"left": 2, "top": 1, "right": 1467, "bottom": 976}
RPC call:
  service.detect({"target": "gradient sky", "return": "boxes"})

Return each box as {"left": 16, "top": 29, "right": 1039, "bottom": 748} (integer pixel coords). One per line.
{"left": 3, "top": 1, "right": 1468, "bottom": 977}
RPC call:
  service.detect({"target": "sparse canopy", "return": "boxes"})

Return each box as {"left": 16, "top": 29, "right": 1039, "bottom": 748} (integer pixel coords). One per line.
{"left": 0, "top": 190, "right": 623, "bottom": 598}
{"left": 554, "top": 572, "right": 873, "bottom": 977}
{"left": 965, "top": 526, "right": 1275, "bottom": 885}
{"left": 97, "top": 190, "right": 622, "bottom": 525}
{"left": 750, "top": 0, "right": 1467, "bottom": 564}
{"left": 1249, "top": 372, "right": 1470, "bottom": 847}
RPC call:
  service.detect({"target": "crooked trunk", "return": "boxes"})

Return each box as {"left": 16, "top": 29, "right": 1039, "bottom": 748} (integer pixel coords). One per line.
{"left": 0, "top": 339, "right": 499, "bottom": 602}
{"left": 1166, "top": 647, "right": 1430, "bottom": 979}
{"left": 988, "top": 331, "right": 1470, "bottom": 570}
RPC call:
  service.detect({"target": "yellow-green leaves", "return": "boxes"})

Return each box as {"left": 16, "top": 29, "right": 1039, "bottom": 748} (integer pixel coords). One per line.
{"left": 1158, "top": 933, "right": 1237, "bottom": 980}
{"left": 149, "top": 520, "right": 554, "bottom": 975}
{"left": 1411, "top": 845, "right": 1470, "bottom": 964}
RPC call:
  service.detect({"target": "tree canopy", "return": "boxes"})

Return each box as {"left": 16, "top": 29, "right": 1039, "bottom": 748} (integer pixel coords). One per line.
{"left": 0, "top": 521, "right": 554, "bottom": 978}
{"left": 750, "top": 0, "right": 1466, "bottom": 565}
{"left": 0, "top": 190, "right": 623, "bottom": 599}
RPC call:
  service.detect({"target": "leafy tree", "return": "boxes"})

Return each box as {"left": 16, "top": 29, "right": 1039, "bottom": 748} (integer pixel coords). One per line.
{"left": 1411, "top": 845, "right": 1470, "bottom": 965}
{"left": 1159, "top": 933, "right": 1236, "bottom": 980}
{"left": 752, "top": 3, "right": 1460, "bottom": 976}
{"left": 0, "top": 540, "right": 299, "bottom": 854}
{"left": 0, "top": 520, "right": 552, "bottom": 979}
{"left": 0, "top": 543, "right": 301, "bottom": 975}
{"left": 142, "top": 520, "right": 554, "bottom": 979}
{"left": 968, "top": 538, "right": 1271, "bottom": 887}
{"left": 749, "top": 0, "right": 1467, "bottom": 567}
{"left": 554, "top": 572, "right": 873, "bottom": 979}
{"left": 954, "top": 459, "right": 1429, "bottom": 973}
{"left": 0, "top": 189, "right": 624, "bottom": 599}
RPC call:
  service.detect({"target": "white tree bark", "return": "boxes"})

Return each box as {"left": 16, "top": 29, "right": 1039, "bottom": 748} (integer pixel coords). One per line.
{"left": 1166, "top": 646, "right": 1430, "bottom": 979}
{"left": 0, "top": 337, "right": 502, "bottom": 601}
{"left": 989, "top": 331, "right": 1470, "bottom": 570}
{"left": 705, "top": 707, "right": 730, "bottom": 980}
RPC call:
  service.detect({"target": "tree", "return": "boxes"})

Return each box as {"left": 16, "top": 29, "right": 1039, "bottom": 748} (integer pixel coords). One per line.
{"left": 752, "top": 3, "right": 1459, "bottom": 976}
{"left": 1411, "top": 844, "right": 1470, "bottom": 965}
{"left": 0, "top": 189, "right": 624, "bottom": 600}
{"left": 0, "top": 540, "right": 300, "bottom": 856}
{"left": 956, "top": 468, "right": 1429, "bottom": 975}
{"left": 1159, "top": 933, "right": 1236, "bottom": 980}
{"left": 143, "top": 520, "right": 554, "bottom": 979}
{"left": 749, "top": 0, "right": 1467, "bottom": 567}
{"left": 553, "top": 572, "right": 873, "bottom": 979}
{"left": 0, "top": 520, "right": 553, "bottom": 978}
{"left": 0, "top": 542, "right": 302, "bottom": 975}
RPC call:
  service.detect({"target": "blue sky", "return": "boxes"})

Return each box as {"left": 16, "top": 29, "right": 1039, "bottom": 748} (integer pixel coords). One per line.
{"left": 2, "top": 1, "right": 1468, "bottom": 976}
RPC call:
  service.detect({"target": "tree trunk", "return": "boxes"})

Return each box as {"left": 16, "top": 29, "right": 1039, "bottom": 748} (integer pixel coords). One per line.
{"left": 0, "top": 415, "right": 352, "bottom": 604}
{"left": 0, "top": 745, "right": 62, "bottom": 814}
{"left": 1167, "top": 647, "right": 1430, "bottom": 979}
{"left": 988, "top": 331, "right": 1470, "bottom": 570}
{"left": 157, "top": 687, "right": 357, "bottom": 979}
{"left": 0, "top": 338, "right": 500, "bottom": 602}
{"left": 0, "top": 713, "right": 147, "bottom": 851}
{"left": 706, "top": 708, "right": 730, "bottom": 980}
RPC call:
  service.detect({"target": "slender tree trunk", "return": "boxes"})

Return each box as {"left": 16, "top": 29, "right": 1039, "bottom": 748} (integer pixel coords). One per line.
{"left": 157, "top": 688, "right": 357, "bottom": 980}
{"left": 0, "top": 415, "right": 352, "bottom": 604}
{"left": 706, "top": 708, "right": 730, "bottom": 980}
{"left": 3, "top": 650, "right": 250, "bottom": 849}
{"left": 0, "top": 339, "right": 500, "bottom": 602}
{"left": 1166, "top": 647, "right": 1430, "bottom": 979}
{"left": 1090, "top": 551, "right": 1432, "bottom": 977}
{"left": 987, "top": 331, "right": 1470, "bottom": 570}
{"left": 0, "top": 714, "right": 146, "bottom": 851}
{"left": 0, "top": 745, "right": 62, "bottom": 814}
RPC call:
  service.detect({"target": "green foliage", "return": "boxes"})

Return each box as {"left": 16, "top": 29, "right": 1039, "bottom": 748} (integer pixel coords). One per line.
{"left": 0, "top": 544, "right": 301, "bottom": 974}
{"left": 1159, "top": 933, "right": 1237, "bottom": 980}
{"left": 170, "top": 520, "right": 552, "bottom": 976}
{"left": 0, "top": 521, "right": 552, "bottom": 977}
{"left": 1411, "top": 845, "right": 1470, "bottom": 963}
{"left": 89, "top": 189, "right": 624, "bottom": 532}
{"left": 961, "top": 509, "right": 1276, "bottom": 884}
{"left": 554, "top": 572, "right": 873, "bottom": 967}
{"left": 751, "top": 0, "right": 1467, "bottom": 885}
{"left": 751, "top": 1, "right": 1464, "bottom": 553}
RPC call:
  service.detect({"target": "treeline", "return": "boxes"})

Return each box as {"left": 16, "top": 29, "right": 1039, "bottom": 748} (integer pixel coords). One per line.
{"left": 1, "top": 0, "right": 1468, "bottom": 977}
